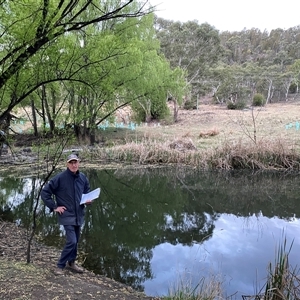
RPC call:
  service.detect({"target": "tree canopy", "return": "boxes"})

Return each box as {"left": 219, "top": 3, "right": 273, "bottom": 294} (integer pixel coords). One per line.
{"left": 155, "top": 19, "right": 300, "bottom": 107}
{"left": 0, "top": 0, "right": 186, "bottom": 142}
{"left": 2, "top": 1, "right": 300, "bottom": 142}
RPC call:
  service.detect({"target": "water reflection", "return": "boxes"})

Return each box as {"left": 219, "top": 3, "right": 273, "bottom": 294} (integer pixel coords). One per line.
{"left": 146, "top": 213, "right": 300, "bottom": 297}
{"left": 1, "top": 167, "right": 300, "bottom": 298}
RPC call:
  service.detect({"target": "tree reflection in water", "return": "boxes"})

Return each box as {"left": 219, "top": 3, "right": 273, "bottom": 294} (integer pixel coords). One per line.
{"left": 1, "top": 168, "right": 300, "bottom": 297}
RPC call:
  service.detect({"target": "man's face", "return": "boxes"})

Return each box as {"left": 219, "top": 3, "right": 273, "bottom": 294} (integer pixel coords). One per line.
{"left": 67, "top": 160, "right": 79, "bottom": 173}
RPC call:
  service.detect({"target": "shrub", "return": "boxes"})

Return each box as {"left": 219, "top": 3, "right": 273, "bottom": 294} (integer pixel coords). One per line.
{"left": 252, "top": 93, "right": 265, "bottom": 106}
{"left": 227, "top": 100, "right": 246, "bottom": 110}
{"left": 183, "top": 99, "right": 196, "bottom": 110}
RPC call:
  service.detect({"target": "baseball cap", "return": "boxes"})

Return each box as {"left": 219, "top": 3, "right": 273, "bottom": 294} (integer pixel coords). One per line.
{"left": 67, "top": 154, "right": 80, "bottom": 163}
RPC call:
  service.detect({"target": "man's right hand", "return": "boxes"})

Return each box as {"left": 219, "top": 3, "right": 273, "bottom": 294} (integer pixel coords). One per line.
{"left": 54, "top": 206, "right": 67, "bottom": 214}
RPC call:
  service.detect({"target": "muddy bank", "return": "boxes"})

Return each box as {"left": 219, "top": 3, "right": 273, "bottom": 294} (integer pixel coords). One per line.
{"left": 0, "top": 221, "right": 159, "bottom": 300}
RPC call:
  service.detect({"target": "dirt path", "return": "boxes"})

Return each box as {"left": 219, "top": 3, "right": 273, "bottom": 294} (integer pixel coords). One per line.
{"left": 0, "top": 221, "right": 159, "bottom": 300}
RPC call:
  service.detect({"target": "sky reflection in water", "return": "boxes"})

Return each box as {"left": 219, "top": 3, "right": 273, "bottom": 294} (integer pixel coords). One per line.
{"left": 144, "top": 213, "right": 300, "bottom": 298}
{"left": 2, "top": 169, "right": 300, "bottom": 298}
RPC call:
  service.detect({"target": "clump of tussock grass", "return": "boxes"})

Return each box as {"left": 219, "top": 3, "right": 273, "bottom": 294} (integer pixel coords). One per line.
{"left": 182, "top": 132, "right": 191, "bottom": 138}
{"left": 169, "top": 138, "right": 197, "bottom": 151}
{"left": 198, "top": 128, "right": 220, "bottom": 138}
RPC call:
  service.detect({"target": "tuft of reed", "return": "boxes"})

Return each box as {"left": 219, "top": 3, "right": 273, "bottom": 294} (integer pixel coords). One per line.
{"left": 89, "top": 136, "right": 300, "bottom": 170}
{"left": 163, "top": 273, "right": 224, "bottom": 300}
{"left": 262, "top": 237, "right": 299, "bottom": 300}
{"left": 206, "top": 138, "right": 300, "bottom": 170}
{"left": 243, "top": 235, "right": 300, "bottom": 300}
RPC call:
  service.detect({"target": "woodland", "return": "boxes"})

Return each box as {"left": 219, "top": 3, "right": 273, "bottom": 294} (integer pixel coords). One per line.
{"left": 0, "top": 1, "right": 300, "bottom": 146}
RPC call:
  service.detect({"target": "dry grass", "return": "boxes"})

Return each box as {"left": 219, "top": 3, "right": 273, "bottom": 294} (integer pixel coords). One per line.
{"left": 91, "top": 102, "right": 300, "bottom": 170}
{"left": 134, "top": 103, "right": 300, "bottom": 149}
{"left": 7, "top": 102, "right": 300, "bottom": 171}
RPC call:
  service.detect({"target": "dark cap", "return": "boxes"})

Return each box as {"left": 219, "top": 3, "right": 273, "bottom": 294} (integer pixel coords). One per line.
{"left": 67, "top": 154, "right": 80, "bottom": 163}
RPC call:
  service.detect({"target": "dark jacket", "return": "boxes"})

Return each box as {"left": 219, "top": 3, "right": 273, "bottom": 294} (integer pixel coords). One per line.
{"left": 41, "top": 168, "right": 90, "bottom": 226}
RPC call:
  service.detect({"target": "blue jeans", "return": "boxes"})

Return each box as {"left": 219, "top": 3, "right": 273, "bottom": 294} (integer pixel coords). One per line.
{"left": 57, "top": 225, "right": 81, "bottom": 269}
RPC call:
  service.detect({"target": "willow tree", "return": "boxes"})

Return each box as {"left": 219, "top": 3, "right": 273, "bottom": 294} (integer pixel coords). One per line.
{"left": 24, "top": 12, "right": 186, "bottom": 144}
{"left": 0, "top": 0, "right": 154, "bottom": 126}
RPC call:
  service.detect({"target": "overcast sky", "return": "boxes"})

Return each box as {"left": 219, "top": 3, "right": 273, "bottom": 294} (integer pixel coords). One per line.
{"left": 149, "top": 0, "right": 300, "bottom": 32}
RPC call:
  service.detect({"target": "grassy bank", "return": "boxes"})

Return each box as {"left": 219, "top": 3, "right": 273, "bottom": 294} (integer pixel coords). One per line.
{"left": 84, "top": 103, "right": 300, "bottom": 170}
{"left": 5, "top": 102, "right": 300, "bottom": 171}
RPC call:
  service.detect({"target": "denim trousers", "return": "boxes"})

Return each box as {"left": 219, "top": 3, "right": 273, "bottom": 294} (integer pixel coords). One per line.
{"left": 57, "top": 225, "right": 81, "bottom": 269}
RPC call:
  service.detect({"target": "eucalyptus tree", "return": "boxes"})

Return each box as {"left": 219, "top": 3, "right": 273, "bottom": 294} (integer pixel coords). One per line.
{"left": 0, "top": 0, "right": 154, "bottom": 128}
{"left": 257, "top": 65, "right": 281, "bottom": 104}
{"left": 289, "top": 59, "right": 300, "bottom": 95}
{"left": 279, "top": 71, "right": 295, "bottom": 100}
{"left": 155, "top": 18, "right": 223, "bottom": 104}
{"left": 208, "top": 64, "right": 251, "bottom": 105}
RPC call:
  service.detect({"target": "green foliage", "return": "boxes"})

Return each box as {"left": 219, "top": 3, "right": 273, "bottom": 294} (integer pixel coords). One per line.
{"left": 0, "top": 3, "right": 187, "bottom": 143}
{"left": 288, "top": 82, "right": 298, "bottom": 93}
{"left": 156, "top": 19, "right": 223, "bottom": 99}
{"left": 131, "top": 55, "right": 186, "bottom": 123}
{"left": 226, "top": 100, "right": 246, "bottom": 110}
{"left": 183, "top": 99, "right": 196, "bottom": 110}
{"left": 252, "top": 93, "right": 265, "bottom": 106}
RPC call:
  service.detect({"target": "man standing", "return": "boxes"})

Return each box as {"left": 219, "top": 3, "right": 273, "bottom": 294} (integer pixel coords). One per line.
{"left": 41, "top": 153, "right": 91, "bottom": 275}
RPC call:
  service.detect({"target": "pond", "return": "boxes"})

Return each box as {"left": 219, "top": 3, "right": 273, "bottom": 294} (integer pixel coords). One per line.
{"left": 1, "top": 167, "right": 300, "bottom": 298}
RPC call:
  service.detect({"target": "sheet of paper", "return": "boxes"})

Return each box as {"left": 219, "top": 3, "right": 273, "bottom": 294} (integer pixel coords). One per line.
{"left": 80, "top": 188, "right": 100, "bottom": 204}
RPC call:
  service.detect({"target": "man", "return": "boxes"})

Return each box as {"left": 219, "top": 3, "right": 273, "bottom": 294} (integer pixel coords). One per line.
{"left": 41, "top": 153, "right": 91, "bottom": 275}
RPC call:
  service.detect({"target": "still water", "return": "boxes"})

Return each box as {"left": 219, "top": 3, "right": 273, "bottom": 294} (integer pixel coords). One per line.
{"left": 1, "top": 167, "right": 300, "bottom": 298}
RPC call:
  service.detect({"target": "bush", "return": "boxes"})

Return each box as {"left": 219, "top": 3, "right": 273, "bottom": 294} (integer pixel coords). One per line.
{"left": 227, "top": 100, "right": 246, "bottom": 110}
{"left": 183, "top": 99, "right": 196, "bottom": 110}
{"left": 252, "top": 93, "right": 265, "bottom": 106}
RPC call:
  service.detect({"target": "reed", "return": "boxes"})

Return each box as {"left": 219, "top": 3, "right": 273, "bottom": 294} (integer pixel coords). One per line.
{"left": 163, "top": 273, "right": 224, "bottom": 300}
{"left": 242, "top": 236, "right": 300, "bottom": 300}
{"left": 162, "top": 236, "right": 300, "bottom": 300}
{"left": 262, "top": 237, "right": 299, "bottom": 300}
{"left": 89, "top": 136, "right": 300, "bottom": 170}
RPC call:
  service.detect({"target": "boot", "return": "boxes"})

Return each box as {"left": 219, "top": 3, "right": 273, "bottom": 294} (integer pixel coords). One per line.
{"left": 53, "top": 267, "right": 64, "bottom": 276}
{"left": 67, "top": 261, "right": 83, "bottom": 273}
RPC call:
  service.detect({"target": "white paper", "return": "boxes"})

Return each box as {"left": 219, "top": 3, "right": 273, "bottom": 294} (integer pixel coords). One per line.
{"left": 80, "top": 188, "right": 100, "bottom": 204}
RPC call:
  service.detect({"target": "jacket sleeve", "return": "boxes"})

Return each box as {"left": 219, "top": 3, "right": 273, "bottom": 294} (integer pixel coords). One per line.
{"left": 41, "top": 177, "right": 59, "bottom": 212}
{"left": 84, "top": 177, "right": 91, "bottom": 194}
{"left": 80, "top": 174, "right": 91, "bottom": 207}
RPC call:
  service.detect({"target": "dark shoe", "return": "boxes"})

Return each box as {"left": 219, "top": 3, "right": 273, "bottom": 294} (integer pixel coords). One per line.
{"left": 67, "top": 262, "right": 83, "bottom": 273}
{"left": 53, "top": 267, "right": 64, "bottom": 276}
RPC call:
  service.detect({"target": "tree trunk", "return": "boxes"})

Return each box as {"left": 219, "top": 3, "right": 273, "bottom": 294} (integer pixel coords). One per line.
{"left": 266, "top": 79, "right": 273, "bottom": 105}
{"left": 173, "top": 99, "right": 179, "bottom": 123}
{"left": 89, "top": 128, "right": 96, "bottom": 146}
{"left": 42, "top": 85, "right": 55, "bottom": 132}
{"left": 30, "top": 99, "right": 38, "bottom": 136}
